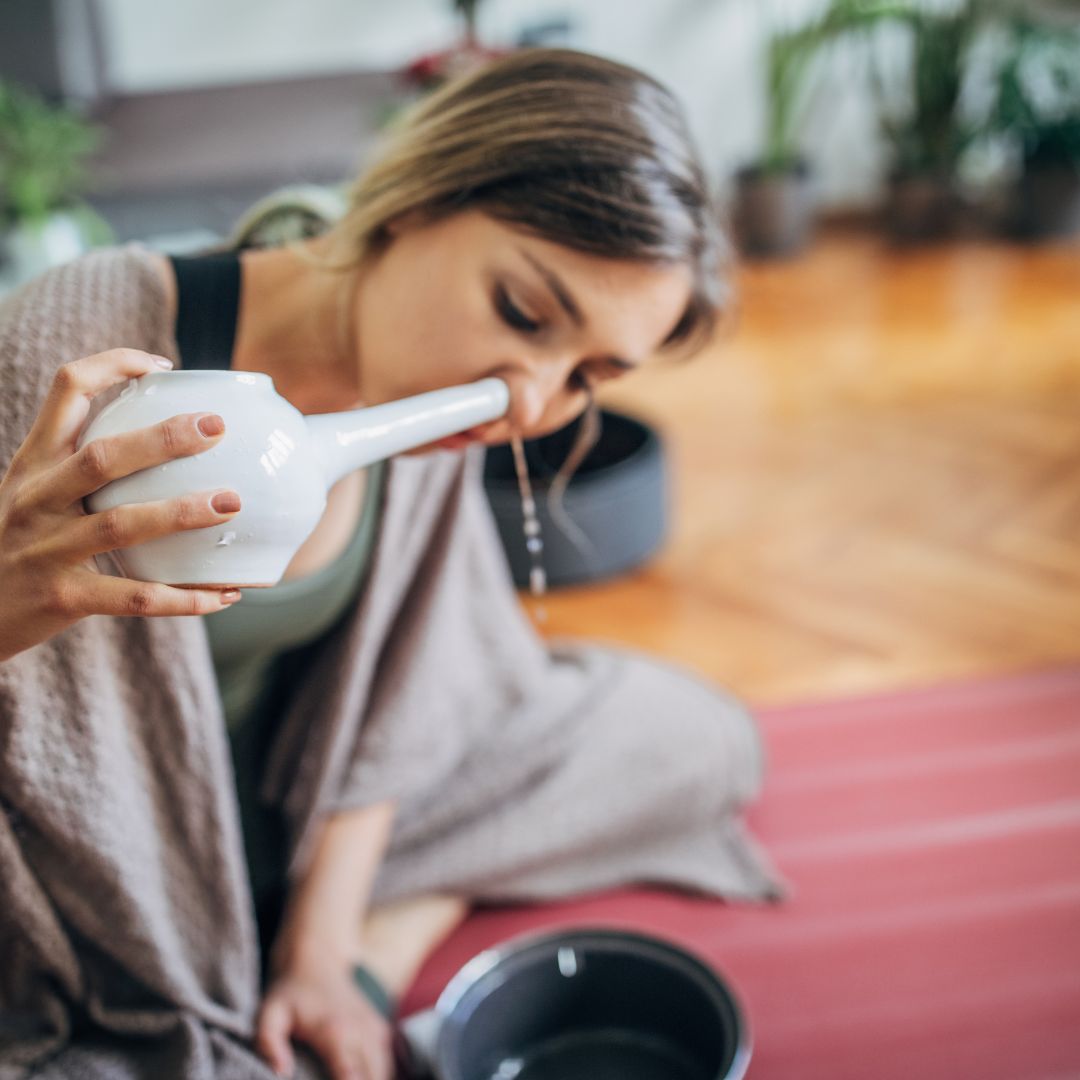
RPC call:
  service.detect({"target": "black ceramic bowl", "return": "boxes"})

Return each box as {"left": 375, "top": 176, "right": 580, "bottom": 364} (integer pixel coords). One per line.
{"left": 483, "top": 409, "right": 668, "bottom": 589}
{"left": 400, "top": 928, "right": 750, "bottom": 1080}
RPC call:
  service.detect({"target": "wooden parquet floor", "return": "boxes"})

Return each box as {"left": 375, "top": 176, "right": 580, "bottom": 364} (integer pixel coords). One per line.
{"left": 533, "top": 228, "right": 1080, "bottom": 707}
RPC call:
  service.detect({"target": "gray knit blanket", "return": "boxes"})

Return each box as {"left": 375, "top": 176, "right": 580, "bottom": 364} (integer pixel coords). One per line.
{"left": 0, "top": 248, "right": 780, "bottom": 1078}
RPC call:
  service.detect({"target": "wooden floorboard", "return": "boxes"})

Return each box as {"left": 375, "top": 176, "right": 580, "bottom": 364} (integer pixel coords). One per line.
{"left": 530, "top": 228, "right": 1080, "bottom": 707}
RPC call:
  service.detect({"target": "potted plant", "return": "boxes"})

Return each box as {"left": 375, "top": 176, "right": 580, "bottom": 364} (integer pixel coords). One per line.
{"left": 989, "top": 13, "right": 1080, "bottom": 238}
{"left": 870, "top": 1, "right": 982, "bottom": 241}
{"left": 735, "top": 0, "right": 909, "bottom": 258}
{"left": 0, "top": 80, "right": 110, "bottom": 288}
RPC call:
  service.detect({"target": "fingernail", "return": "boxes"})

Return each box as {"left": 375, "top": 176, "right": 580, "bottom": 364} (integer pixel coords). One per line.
{"left": 220, "top": 589, "right": 241, "bottom": 603}
{"left": 154, "top": 356, "right": 174, "bottom": 369}
{"left": 211, "top": 491, "right": 241, "bottom": 514}
{"left": 198, "top": 414, "right": 225, "bottom": 438}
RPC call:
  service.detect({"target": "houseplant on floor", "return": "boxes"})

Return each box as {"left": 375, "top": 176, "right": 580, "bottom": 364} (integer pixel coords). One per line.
{"left": 0, "top": 80, "right": 109, "bottom": 289}
{"left": 735, "top": 0, "right": 909, "bottom": 258}
{"left": 988, "top": 10, "right": 1080, "bottom": 238}
{"left": 870, "top": 0, "right": 982, "bottom": 241}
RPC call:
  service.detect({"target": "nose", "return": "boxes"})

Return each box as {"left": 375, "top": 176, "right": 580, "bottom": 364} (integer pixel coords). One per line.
{"left": 505, "top": 377, "right": 547, "bottom": 432}
{"left": 500, "top": 360, "right": 577, "bottom": 433}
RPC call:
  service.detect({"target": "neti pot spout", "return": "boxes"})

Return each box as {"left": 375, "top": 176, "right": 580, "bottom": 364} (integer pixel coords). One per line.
{"left": 305, "top": 377, "right": 510, "bottom": 488}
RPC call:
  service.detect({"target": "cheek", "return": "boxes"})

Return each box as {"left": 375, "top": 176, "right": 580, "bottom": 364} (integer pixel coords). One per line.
{"left": 362, "top": 297, "right": 475, "bottom": 399}
{"left": 368, "top": 278, "right": 514, "bottom": 398}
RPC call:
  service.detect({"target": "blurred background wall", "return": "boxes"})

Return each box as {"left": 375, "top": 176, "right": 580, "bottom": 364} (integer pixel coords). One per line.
{"left": 2, "top": 0, "right": 1075, "bottom": 281}
{"left": 94, "top": 0, "right": 887, "bottom": 209}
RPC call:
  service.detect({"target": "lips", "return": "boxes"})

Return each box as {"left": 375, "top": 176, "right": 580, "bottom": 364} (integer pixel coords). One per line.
{"left": 436, "top": 424, "right": 499, "bottom": 450}
{"left": 436, "top": 433, "right": 476, "bottom": 450}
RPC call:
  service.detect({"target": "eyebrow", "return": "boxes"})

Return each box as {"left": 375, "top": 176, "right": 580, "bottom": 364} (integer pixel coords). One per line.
{"left": 515, "top": 247, "right": 644, "bottom": 371}
{"left": 518, "top": 249, "right": 585, "bottom": 328}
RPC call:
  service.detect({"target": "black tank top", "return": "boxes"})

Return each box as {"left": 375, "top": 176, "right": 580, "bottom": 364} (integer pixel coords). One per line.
{"left": 168, "top": 251, "right": 241, "bottom": 369}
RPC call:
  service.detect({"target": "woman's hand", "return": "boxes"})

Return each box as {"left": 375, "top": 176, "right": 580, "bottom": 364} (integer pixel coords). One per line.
{"left": 0, "top": 348, "right": 246, "bottom": 662}
{"left": 256, "top": 953, "right": 394, "bottom": 1080}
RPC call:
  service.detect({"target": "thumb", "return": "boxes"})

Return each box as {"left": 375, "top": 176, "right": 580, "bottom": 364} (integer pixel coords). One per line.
{"left": 256, "top": 996, "right": 297, "bottom": 1077}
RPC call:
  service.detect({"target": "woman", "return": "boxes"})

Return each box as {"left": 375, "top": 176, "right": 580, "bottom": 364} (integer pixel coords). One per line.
{"left": 0, "top": 50, "right": 779, "bottom": 1080}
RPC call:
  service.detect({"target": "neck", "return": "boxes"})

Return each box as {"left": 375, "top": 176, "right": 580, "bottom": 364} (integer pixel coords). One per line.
{"left": 231, "top": 237, "right": 364, "bottom": 415}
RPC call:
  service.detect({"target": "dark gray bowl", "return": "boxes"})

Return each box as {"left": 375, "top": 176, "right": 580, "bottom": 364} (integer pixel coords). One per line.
{"left": 399, "top": 928, "right": 751, "bottom": 1080}
{"left": 483, "top": 409, "right": 668, "bottom": 589}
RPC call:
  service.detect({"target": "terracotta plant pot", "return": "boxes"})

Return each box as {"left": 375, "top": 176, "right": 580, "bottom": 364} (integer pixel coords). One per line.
{"left": 733, "top": 162, "right": 815, "bottom": 258}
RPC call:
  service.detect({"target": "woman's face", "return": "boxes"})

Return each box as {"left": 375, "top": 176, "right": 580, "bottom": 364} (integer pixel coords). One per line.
{"left": 350, "top": 209, "right": 694, "bottom": 451}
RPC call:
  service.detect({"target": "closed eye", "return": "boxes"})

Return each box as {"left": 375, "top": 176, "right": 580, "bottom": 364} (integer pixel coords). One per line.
{"left": 495, "top": 284, "right": 542, "bottom": 334}
{"left": 575, "top": 358, "right": 636, "bottom": 386}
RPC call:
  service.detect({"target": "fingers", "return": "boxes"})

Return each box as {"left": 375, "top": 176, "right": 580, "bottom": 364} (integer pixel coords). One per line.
{"left": 255, "top": 978, "right": 392, "bottom": 1080}
{"left": 256, "top": 997, "right": 297, "bottom": 1078}
{"left": 305, "top": 1019, "right": 378, "bottom": 1080}
{"left": 34, "top": 488, "right": 242, "bottom": 562}
{"left": 60, "top": 572, "right": 242, "bottom": 621}
{"left": 20, "top": 349, "right": 175, "bottom": 466}
{"left": 27, "top": 410, "right": 228, "bottom": 510}
{"left": 361, "top": 1034, "right": 392, "bottom": 1080}
{"left": 257, "top": 1006, "right": 378, "bottom": 1080}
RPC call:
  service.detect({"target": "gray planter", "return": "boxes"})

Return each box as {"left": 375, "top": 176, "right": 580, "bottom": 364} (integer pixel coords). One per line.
{"left": 1013, "top": 164, "right": 1080, "bottom": 240}
{"left": 733, "top": 163, "right": 815, "bottom": 258}
{"left": 886, "top": 174, "right": 956, "bottom": 242}
{"left": 484, "top": 409, "right": 668, "bottom": 590}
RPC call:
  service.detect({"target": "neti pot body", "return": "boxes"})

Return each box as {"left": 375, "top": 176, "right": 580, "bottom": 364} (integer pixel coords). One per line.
{"left": 74, "top": 370, "right": 510, "bottom": 587}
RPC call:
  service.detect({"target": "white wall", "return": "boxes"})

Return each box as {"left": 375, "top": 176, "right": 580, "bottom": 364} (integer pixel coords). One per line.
{"left": 96, "top": 0, "right": 890, "bottom": 208}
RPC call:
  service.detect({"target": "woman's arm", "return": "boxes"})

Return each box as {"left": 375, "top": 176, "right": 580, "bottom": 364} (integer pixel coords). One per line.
{"left": 270, "top": 799, "right": 397, "bottom": 972}
{"left": 257, "top": 801, "right": 398, "bottom": 1080}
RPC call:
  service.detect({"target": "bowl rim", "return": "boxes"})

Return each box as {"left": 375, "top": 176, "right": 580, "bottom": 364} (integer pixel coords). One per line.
{"left": 432, "top": 925, "right": 752, "bottom": 1080}
{"left": 483, "top": 409, "right": 662, "bottom": 491}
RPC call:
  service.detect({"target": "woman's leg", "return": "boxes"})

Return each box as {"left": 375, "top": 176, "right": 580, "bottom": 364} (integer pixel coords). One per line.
{"left": 354, "top": 894, "right": 469, "bottom": 996}
{"left": 370, "top": 647, "right": 782, "bottom": 908}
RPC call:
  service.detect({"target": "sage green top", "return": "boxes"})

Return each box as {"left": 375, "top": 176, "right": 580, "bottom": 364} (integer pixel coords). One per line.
{"left": 203, "top": 461, "right": 386, "bottom": 903}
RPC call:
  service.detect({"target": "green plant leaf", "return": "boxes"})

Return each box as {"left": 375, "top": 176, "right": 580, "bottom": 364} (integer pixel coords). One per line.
{"left": 760, "top": 0, "right": 914, "bottom": 171}
{"left": 868, "top": 2, "right": 985, "bottom": 178}
{"left": 984, "top": 12, "right": 1080, "bottom": 168}
{"left": 0, "top": 80, "right": 103, "bottom": 225}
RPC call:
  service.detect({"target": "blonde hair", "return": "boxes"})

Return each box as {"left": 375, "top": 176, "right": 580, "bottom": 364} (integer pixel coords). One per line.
{"left": 320, "top": 47, "right": 730, "bottom": 354}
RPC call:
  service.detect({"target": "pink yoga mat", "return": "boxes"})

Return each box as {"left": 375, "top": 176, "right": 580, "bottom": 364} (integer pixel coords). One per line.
{"left": 401, "top": 666, "right": 1080, "bottom": 1080}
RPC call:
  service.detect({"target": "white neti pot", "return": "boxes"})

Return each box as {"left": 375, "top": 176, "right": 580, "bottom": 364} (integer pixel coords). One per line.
{"left": 75, "top": 370, "right": 509, "bottom": 587}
